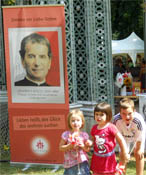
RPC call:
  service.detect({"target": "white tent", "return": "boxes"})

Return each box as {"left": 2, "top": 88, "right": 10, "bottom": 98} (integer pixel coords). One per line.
{"left": 112, "top": 32, "right": 144, "bottom": 66}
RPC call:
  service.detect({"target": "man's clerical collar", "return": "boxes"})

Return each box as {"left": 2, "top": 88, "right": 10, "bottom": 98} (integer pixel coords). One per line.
{"left": 26, "top": 76, "right": 46, "bottom": 86}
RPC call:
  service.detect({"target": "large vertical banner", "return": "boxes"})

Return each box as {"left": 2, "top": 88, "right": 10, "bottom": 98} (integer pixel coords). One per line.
{"left": 3, "top": 5, "right": 69, "bottom": 165}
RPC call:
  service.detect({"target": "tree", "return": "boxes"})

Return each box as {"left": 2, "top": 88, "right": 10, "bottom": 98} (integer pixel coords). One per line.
{"left": 111, "top": 0, "right": 144, "bottom": 40}
{"left": 2, "top": 0, "right": 15, "bottom": 5}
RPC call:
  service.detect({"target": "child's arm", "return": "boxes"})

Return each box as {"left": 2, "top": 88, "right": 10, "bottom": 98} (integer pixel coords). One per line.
{"left": 59, "top": 138, "right": 73, "bottom": 152}
{"left": 84, "top": 136, "right": 93, "bottom": 152}
{"left": 115, "top": 131, "right": 130, "bottom": 163}
{"left": 134, "top": 127, "right": 145, "bottom": 160}
{"left": 83, "top": 139, "right": 93, "bottom": 152}
{"left": 135, "top": 141, "right": 144, "bottom": 160}
{"left": 74, "top": 137, "right": 92, "bottom": 152}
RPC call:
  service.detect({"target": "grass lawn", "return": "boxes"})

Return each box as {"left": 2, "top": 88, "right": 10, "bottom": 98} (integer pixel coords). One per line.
{"left": 0, "top": 155, "right": 146, "bottom": 175}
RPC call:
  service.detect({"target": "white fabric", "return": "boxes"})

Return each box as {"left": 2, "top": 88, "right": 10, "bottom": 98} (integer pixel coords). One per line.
{"left": 120, "top": 86, "right": 126, "bottom": 96}
{"left": 115, "top": 73, "right": 124, "bottom": 88}
{"left": 112, "top": 32, "right": 144, "bottom": 66}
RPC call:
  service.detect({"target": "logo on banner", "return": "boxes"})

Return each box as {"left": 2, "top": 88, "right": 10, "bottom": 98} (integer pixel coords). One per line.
{"left": 31, "top": 137, "right": 49, "bottom": 156}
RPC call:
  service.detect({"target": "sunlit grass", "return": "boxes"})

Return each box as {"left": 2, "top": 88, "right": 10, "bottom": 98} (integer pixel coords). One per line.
{"left": 0, "top": 154, "right": 146, "bottom": 175}
{"left": 0, "top": 162, "right": 64, "bottom": 175}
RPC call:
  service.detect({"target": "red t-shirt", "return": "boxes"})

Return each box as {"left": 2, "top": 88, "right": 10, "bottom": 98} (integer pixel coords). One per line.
{"left": 90, "top": 123, "right": 118, "bottom": 174}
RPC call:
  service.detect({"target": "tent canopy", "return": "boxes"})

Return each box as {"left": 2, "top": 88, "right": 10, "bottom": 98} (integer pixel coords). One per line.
{"left": 112, "top": 32, "right": 144, "bottom": 66}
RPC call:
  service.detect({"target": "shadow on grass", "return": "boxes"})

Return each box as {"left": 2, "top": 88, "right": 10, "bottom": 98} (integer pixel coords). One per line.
{"left": 0, "top": 154, "right": 146, "bottom": 175}
{"left": 0, "top": 161, "right": 64, "bottom": 175}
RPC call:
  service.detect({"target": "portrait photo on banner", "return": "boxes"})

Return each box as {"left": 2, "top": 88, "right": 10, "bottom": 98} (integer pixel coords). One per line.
{"left": 8, "top": 27, "right": 65, "bottom": 104}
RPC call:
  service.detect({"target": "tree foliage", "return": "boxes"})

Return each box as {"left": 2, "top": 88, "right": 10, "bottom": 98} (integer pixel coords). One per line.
{"left": 2, "top": 0, "right": 144, "bottom": 41}
{"left": 111, "top": 0, "right": 144, "bottom": 40}
{"left": 2, "top": 0, "right": 15, "bottom": 5}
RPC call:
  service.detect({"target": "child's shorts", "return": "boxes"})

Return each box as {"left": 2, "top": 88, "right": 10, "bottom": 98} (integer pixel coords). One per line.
{"left": 119, "top": 141, "right": 145, "bottom": 153}
{"left": 63, "top": 161, "right": 90, "bottom": 175}
{"left": 127, "top": 141, "right": 145, "bottom": 153}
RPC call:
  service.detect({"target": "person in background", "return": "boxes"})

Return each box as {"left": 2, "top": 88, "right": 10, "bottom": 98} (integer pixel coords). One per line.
{"left": 113, "top": 98, "right": 145, "bottom": 175}
{"left": 142, "top": 104, "right": 146, "bottom": 122}
{"left": 90, "top": 102, "right": 129, "bottom": 175}
{"left": 15, "top": 33, "right": 52, "bottom": 86}
{"left": 139, "top": 59, "right": 146, "bottom": 92}
{"left": 59, "top": 109, "right": 92, "bottom": 175}
{"left": 114, "top": 57, "right": 126, "bottom": 80}
{"left": 127, "top": 56, "right": 133, "bottom": 69}
{"left": 136, "top": 55, "right": 143, "bottom": 68}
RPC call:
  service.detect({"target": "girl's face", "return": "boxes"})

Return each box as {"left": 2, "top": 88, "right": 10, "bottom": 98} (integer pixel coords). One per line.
{"left": 95, "top": 111, "right": 107, "bottom": 127}
{"left": 70, "top": 114, "right": 83, "bottom": 131}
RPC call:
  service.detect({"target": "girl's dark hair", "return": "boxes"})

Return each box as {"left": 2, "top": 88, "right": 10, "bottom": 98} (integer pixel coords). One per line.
{"left": 94, "top": 102, "right": 112, "bottom": 122}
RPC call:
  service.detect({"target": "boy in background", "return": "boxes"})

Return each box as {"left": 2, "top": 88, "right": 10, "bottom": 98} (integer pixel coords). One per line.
{"left": 113, "top": 98, "right": 145, "bottom": 175}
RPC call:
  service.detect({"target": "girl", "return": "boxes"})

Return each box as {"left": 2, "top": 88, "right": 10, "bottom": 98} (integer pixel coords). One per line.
{"left": 59, "top": 109, "right": 92, "bottom": 175}
{"left": 90, "top": 102, "right": 129, "bottom": 175}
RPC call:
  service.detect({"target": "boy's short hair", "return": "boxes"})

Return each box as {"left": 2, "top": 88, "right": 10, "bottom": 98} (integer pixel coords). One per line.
{"left": 94, "top": 102, "right": 112, "bottom": 122}
{"left": 67, "top": 109, "right": 85, "bottom": 129}
{"left": 119, "top": 98, "right": 135, "bottom": 111}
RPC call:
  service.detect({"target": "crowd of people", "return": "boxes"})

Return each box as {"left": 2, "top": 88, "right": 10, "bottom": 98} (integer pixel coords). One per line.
{"left": 59, "top": 97, "right": 145, "bottom": 175}
{"left": 114, "top": 55, "right": 146, "bottom": 94}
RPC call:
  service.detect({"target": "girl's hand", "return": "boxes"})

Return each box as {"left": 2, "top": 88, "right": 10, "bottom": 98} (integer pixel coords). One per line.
{"left": 85, "top": 140, "right": 93, "bottom": 147}
{"left": 59, "top": 139, "right": 74, "bottom": 152}
{"left": 77, "top": 141, "right": 85, "bottom": 148}
{"left": 75, "top": 137, "right": 84, "bottom": 148}
{"left": 122, "top": 153, "right": 130, "bottom": 164}
{"left": 125, "top": 153, "right": 130, "bottom": 163}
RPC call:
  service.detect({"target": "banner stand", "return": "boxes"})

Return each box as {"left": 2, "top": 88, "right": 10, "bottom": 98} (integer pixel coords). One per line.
{"left": 3, "top": 5, "right": 69, "bottom": 165}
